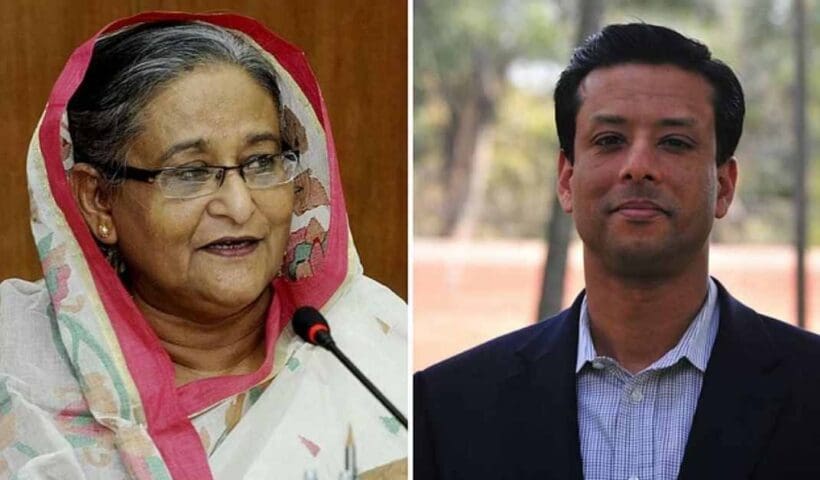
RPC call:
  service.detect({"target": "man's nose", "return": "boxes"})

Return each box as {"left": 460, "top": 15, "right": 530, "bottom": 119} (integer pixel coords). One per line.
{"left": 619, "top": 139, "right": 659, "bottom": 182}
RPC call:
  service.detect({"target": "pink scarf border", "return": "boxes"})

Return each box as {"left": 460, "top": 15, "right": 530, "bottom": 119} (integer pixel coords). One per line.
{"left": 38, "top": 11, "right": 349, "bottom": 479}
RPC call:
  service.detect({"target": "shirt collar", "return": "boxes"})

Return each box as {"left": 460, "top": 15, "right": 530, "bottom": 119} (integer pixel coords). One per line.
{"left": 575, "top": 278, "right": 719, "bottom": 374}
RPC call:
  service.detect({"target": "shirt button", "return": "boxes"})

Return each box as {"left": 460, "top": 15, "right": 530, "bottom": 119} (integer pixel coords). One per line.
{"left": 630, "top": 388, "right": 643, "bottom": 403}
{"left": 592, "top": 360, "right": 605, "bottom": 369}
{"left": 628, "top": 476, "right": 639, "bottom": 480}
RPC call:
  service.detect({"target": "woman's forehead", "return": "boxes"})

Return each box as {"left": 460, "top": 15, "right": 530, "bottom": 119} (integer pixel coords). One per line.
{"left": 130, "top": 65, "right": 281, "bottom": 166}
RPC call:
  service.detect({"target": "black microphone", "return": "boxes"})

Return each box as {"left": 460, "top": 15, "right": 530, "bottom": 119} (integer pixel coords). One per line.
{"left": 292, "top": 306, "right": 408, "bottom": 429}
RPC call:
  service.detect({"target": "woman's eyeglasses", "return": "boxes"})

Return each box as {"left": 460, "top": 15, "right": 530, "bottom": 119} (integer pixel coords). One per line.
{"left": 99, "top": 151, "right": 300, "bottom": 199}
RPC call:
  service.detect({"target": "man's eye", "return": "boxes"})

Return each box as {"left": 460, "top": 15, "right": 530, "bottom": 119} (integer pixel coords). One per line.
{"left": 593, "top": 135, "right": 624, "bottom": 148}
{"left": 661, "top": 137, "right": 693, "bottom": 150}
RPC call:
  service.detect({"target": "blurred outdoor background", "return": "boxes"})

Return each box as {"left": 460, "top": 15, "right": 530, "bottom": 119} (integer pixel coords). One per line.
{"left": 414, "top": 0, "right": 820, "bottom": 370}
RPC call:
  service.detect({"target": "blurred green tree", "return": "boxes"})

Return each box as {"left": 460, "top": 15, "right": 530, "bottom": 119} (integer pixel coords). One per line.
{"left": 538, "top": 0, "right": 603, "bottom": 319}
{"left": 415, "top": 0, "right": 567, "bottom": 236}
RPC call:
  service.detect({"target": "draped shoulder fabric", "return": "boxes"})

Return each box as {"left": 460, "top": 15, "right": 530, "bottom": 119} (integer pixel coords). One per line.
{"left": 0, "top": 11, "right": 406, "bottom": 479}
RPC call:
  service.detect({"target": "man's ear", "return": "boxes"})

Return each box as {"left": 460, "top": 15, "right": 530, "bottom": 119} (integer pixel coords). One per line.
{"left": 715, "top": 156, "right": 738, "bottom": 219}
{"left": 557, "top": 150, "right": 574, "bottom": 213}
{"left": 69, "top": 164, "right": 118, "bottom": 245}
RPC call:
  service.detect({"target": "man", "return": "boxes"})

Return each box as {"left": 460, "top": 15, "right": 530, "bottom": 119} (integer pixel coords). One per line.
{"left": 414, "top": 23, "right": 820, "bottom": 479}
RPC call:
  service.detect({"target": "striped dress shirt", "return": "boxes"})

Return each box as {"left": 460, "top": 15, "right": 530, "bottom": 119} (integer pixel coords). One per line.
{"left": 576, "top": 279, "right": 719, "bottom": 480}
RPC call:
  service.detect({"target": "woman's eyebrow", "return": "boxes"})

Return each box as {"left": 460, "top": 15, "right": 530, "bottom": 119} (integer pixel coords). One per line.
{"left": 158, "top": 138, "right": 207, "bottom": 165}
{"left": 157, "top": 132, "right": 281, "bottom": 164}
{"left": 245, "top": 132, "right": 281, "bottom": 146}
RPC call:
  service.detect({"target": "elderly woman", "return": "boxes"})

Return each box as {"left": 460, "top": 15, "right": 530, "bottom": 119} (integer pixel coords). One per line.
{"left": 0, "top": 12, "right": 406, "bottom": 479}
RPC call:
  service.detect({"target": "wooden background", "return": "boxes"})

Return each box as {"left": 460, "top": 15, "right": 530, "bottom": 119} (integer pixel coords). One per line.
{"left": 0, "top": 0, "right": 407, "bottom": 299}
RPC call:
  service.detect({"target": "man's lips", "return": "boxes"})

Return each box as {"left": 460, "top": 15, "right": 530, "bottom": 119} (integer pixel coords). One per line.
{"left": 610, "top": 200, "right": 669, "bottom": 220}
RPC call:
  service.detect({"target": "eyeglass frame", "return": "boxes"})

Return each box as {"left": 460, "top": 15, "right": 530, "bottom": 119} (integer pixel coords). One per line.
{"left": 93, "top": 150, "right": 301, "bottom": 199}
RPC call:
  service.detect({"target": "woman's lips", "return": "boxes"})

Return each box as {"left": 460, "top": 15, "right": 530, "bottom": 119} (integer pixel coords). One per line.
{"left": 201, "top": 238, "right": 260, "bottom": 257}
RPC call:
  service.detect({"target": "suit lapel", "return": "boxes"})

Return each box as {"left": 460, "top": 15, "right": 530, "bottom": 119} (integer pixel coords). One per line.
{"left": 496, "top": 294, "right": 584, "bottom": 480}
{"left": 678, "top": 282, "right": 788, "bottom": 479}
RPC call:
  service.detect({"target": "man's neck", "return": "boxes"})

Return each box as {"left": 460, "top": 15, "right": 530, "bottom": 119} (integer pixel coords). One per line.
{"left": 583, "top": 250, "right": 710, "bottom": 374}
{"left": 134, "top": 289, "right": 270, "bottom": 386}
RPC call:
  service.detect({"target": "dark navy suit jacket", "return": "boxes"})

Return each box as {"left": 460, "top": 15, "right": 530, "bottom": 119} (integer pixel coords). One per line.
{"left": 414, "top": 281, "right": 820, "bottom": 479}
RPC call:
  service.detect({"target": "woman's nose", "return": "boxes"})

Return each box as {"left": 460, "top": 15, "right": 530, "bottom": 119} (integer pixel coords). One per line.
{"left": 206, "top": 169, "right": 255, "bottom": 224}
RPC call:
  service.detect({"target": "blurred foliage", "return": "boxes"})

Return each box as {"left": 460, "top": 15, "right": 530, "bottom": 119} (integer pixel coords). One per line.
{"left": 415, "top": 0, "right": 820, "bottom": 245}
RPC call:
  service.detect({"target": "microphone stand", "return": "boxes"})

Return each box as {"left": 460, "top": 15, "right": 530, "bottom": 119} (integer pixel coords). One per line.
{"left": 315, "top": 332, "right": 408, "bottom": 429}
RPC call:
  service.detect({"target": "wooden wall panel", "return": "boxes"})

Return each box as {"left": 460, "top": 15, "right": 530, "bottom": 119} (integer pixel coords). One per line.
{"left": 0, "top": 0, "right": 407, "bottom": 299}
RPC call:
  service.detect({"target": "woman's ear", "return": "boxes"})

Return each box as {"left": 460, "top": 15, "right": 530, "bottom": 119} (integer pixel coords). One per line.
{"left": 69, "top": 164, "right": 119, "bottom": 245}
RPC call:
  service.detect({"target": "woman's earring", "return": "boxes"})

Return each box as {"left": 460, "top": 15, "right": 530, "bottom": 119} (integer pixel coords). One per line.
{"left": 98, "top": 224, "right": 110, "bottom": 239}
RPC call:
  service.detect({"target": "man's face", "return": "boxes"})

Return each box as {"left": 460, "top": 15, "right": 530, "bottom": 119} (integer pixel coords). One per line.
{"left": 557, "top": 63, "right": 737, "bottom": 277}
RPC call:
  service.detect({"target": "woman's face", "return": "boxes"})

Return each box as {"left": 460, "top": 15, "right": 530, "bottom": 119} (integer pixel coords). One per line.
{"left": 110, "top": 63, "right": 293, "bottom": 320}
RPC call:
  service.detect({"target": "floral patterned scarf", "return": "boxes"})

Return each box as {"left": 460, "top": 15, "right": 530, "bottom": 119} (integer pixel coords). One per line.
{"left": 0, "top": 11, "right": 404, "bottom": 480}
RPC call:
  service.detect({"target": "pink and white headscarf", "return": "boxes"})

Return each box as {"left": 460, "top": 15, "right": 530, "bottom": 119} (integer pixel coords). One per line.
{"left": 28, "top": 11, "right": 363, "bottom": 479}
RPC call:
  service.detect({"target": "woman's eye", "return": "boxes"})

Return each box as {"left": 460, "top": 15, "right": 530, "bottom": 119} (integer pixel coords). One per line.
{"left": 173, "top": 167, "right": 212, "bottom": 182}
{"left": 246, "top": 154, "right": 277, "bottom": 171}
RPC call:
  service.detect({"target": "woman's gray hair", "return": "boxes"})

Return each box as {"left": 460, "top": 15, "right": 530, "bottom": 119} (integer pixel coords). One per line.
{"left": 68, "top": 21, "right": 281, "bottom": 181}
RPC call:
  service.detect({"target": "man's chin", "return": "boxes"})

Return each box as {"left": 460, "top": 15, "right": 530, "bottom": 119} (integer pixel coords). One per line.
{"left": 601, "top": 244, "right": 682, "bottom": 279}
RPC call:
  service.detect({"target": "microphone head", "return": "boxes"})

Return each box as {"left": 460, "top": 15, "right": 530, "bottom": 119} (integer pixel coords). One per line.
{"left": 292, "top": 306, "right": 331, "bottom": 346}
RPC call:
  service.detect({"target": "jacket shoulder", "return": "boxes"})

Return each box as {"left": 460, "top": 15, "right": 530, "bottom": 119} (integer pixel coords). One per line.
{"left": 722, "top": 290, "right": 820, "bottom": 392}
{"left": 416, "top": 307, "right": 573, "bottom": 392}
{"left": 724, "top": 286, "right": 820, "bottom": 357}
{"left": 758, "top": 312, "right": 820, "bottom": 362}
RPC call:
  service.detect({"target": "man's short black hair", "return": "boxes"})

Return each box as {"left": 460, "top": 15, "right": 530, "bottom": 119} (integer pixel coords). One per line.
{"left": 554, "top": 23, "right": 745, "bottom": 166}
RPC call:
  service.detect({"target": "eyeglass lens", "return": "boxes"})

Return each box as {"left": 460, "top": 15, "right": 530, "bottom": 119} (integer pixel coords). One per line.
{"left": 156, "top": 152, "right": 298, "bottom": 199}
